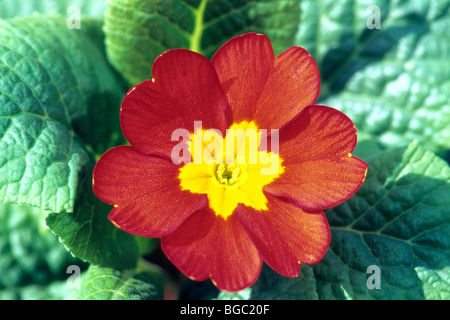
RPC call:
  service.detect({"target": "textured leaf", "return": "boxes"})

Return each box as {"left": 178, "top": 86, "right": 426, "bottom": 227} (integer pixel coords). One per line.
{"left": 213, "top": 266, "right": 318, "bottom": 300}
{"left": 251, "top": 265, "right": 318, "bottom": 300}
{"left": 45, "top": 174, "right": 147, "bottom": 271}
{"left": 0, "top": 203, "right": 83, "bottom": 290}
{"left": 0, "top": 15, "right": 125, "bottom": 213}
{"left": 104, "top": 0, "right": 301, "bottom": 84}
{"left": 0, "top": 0, "right": 106, "bottom": 19}
{"left": 296, "top": 0, "right": 450, "bottom": 154}
{"left": 319, "top": 141, "right": 450, "bottom": 299}
{"left": 0, "top": 280, "right": 79, "bottom": 300}
{"left": 80, "top": 263, "right": 164, "bottom": 300}
{"left": 246, "top": 142, "right": 450, "bottom": 300}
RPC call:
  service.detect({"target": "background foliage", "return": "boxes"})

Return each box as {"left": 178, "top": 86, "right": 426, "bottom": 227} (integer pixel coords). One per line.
{"left": 0, "top": 0, "right": 448, "bottom": 300}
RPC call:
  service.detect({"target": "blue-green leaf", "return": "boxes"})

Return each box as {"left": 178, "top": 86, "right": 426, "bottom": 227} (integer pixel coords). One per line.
{"left": 0, "top": 203, "right": 84, "bottom": 292}
{"left": 104, "top": 0, "right": 301, "bottom": 84}
{"left": 0, "top": 0, "right": 106, "bottom": 19}
{"left": 246, "top": 142, "right": 450, "bottom": 300}
{"left": 297, "top": 0, "right": 450, "bottom": 154}
{"left": 0, "top": 15, "right": 124, "bottom": 212}
{"left": 79, "top": 263, "right": 164, "bottom": 300}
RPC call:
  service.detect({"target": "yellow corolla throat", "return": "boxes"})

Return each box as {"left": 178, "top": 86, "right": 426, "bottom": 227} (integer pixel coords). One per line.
{"left": 178, "top": 121, "right": 284, "bottom": 219}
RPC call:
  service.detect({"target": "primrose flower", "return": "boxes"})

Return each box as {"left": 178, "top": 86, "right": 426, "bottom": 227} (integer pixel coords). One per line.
{"left": 93, "top": 33, "right": 368, "bottom": 292}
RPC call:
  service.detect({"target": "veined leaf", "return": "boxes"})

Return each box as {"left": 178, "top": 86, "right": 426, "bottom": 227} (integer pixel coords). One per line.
{"left": 0, "top": 203, "right": 83, "bottom": 290}
{"left": 0, "top": 15, "right": 142, "bottom": 271}
{"left": 45, "top": 173, "right": 149, "bottom": 271}
{"left": 251, "top": 265, "right": 318, "bottom": 300}
{"left": 318, "top": 141, "right": 450, "bottom": 299}
{"left": 297, "top": 0, "right": 450, "bottom": 154}
{"left": 0, "top": 15, "right": 124, "bottom": 213}
{"left": 241, "top": 142, "right": 450, "bottom": 300}
{"left": 79, "top": 263, "right": 164, "bottom": 300}
{"left": 0, "top": 0, "right": 107, "bottom": 19}
{"left": 104, "top": 0, "right": 301, "bottom": 84}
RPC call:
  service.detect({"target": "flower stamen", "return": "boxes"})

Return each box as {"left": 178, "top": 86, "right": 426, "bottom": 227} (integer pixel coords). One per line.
{"left": 214, "top": 163, "right": 248, "bottom": 187}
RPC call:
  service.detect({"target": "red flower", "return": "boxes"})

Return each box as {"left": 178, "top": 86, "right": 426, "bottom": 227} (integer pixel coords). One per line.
{"left": 93, "top": 33, "right": 367, "bottom": 292}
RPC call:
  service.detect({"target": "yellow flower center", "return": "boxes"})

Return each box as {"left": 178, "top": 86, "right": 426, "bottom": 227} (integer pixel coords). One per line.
{"left": 213, "top": 163, "right": 248, "bottom": 186}
{"left": 178, "top": 121, "right": 284, "bottom": 219}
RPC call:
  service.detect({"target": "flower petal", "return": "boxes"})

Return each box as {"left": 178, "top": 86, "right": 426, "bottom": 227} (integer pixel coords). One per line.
{"left": 264, "top": 105, "right": 368, "bottom": 210}
{"left": 93, "top": 146, "right": 207, "bottom": 237}
{"left": 162, "top": 208, "right": 262, "bottom": 292}
{"left": 211, "top": 33, "right": 274, "bottom": 124}
{"left": 253, "top": 46, "right": 320, "bottom": 130}
{"left": 120, "top": 49, "right": 228, "bottom": 158}
{"left": 236, "top": 193, "right": 330, "bottom": 277}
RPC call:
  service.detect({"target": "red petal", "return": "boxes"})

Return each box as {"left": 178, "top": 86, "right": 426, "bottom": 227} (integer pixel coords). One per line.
{"left": 120, "top": 49, "right": 227, "bottom": 158}
{"left": 162, "top": 208, "right": 262, "bottom": 292}
{"left": 211, "top": 33, "right": 274, "bottom": 124}
{"left": 237, "top": 193, "right": 330, "bottom": 277}
{"left": 264, "top": 105, "right": 368, "bottom": 210}
{"left": 253, "top": 46, "right": 320, "bottom": 130}
{"left": 93, "top": 146, "right": 207, "bottom": 237}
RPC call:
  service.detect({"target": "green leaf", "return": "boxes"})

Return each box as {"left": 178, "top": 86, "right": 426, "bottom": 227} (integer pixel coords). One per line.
{"left": 0, "top": 0, "right": 107, "bottom": 19}
{"left": 319, "top": 141, "right": 450, "bottom": 299}
{"left": 0, "top": 203, "right": 83, "bottom": 290}
{"left": 45, "top": 174, "right": 148, "bottom": 271}
{"left": 0, "top": 15, "right": 125, "bottom": 213}
{"left": 213, "top": 265, "right": 318, "bottom": 300}
{"left": 104, "top": 0, "right": 301, "bottom": 84}
{"left": 352, "top": 139, "right": 385, "bottom": 159}
{"left": 0, "top": 280, "right": 79, "bottom": 300}
{"left": 215, "top": 288, "right": 252, "bottom": 300}
{"left": 251, "top": 265, "right": 318, "bottom": 300}
{"left": 79, "top": 262, "right": 164, "bottom": 300}
{"left": 242, "top": 142, "right": 450, "bottom": 300}
{"left": 296, "top": 0, "right": 450, "bottom": 155}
